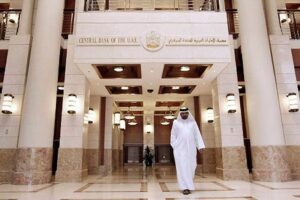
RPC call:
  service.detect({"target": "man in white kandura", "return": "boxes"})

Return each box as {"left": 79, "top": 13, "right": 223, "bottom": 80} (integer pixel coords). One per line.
{"left": 170, "top": 107, "right": 205, "bottom": 195}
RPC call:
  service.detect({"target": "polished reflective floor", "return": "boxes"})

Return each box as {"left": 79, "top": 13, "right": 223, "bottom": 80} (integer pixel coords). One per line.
{"left": 1, "top": 166, "right": 300, "bottom": 200}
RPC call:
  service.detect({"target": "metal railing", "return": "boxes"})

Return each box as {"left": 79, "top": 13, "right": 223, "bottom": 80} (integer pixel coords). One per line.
{"left": 226, "top": 9, "right": 239, "bottom": 39}
{"left": 278, "top": 9, "right": 300, "bottom": 39}
{"left": 62, "top": 9, "right": 75, "bottom": 39}
{"left": 85, "top": 0, "right": 219, "bottom": 11}
{"left": 0, "top": 9, "right": 21, "bottom": 40}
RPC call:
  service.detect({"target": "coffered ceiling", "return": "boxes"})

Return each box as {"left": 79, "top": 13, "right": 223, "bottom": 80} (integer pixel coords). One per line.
{"left": 77, "top": 62, "right": 228, "bottom": 114}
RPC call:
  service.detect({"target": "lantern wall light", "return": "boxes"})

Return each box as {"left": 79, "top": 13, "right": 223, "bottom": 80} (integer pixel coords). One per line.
{"left": 226, "top": 93, "right": 237, "bottom": 113}
{"left": 206, "top": 107, "right": 214, "bottom": 123}
{"left": 67, "top": 94, "right": 77, "bottom": 114}
{"left": 145, "top": 122, "right": 152, "bottom": 134}
{"left": 114, "top": 112, "right": 121, "bottom": 125}
{"left": 287, "top": 93, "right": 299, "bottom": 112}
{"left": 120, "top": 118, "right": 126, "bottom": 131}
{"left": 88, "top": 108, "right": 96, "bottom": 124}
{"left": 2, "top": 94, "right": 14, "bottom": 114}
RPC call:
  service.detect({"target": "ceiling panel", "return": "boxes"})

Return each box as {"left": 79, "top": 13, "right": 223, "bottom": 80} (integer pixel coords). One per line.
{"left": 94, "top": 64, "right": 141, "bottom": 79}
{"left": 159, "top": 85, "right": 196, "bottom": 94}
{"left": 106, "top": 86, "right": 142, "bottom": 95}
{"left": 162, "top": 64, "right": 210, "bottom": 78}
{"left": 115, "top": 101, "right": 143, "bottom": 107}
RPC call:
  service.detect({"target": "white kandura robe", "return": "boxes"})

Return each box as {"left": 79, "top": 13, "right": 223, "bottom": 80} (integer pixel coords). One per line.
{"left": 170, "top": 112, "right": 205, "bottom": 190}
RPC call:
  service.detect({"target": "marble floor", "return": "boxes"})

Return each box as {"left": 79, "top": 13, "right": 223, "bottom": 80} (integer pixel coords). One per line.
{"left": 1, "top": 166, "right": 300, "bottom": 200}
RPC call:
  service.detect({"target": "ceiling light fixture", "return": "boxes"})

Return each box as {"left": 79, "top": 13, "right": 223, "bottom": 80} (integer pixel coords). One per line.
{"left": 160, "top": 118, "right": 170, "bottom": 125}
{"left": 172, "top": 86, "right": 180, "bottom": 90}
{"left": 124, "top": 107, "right": 135, "bottom": 120}
{"left": 180, "top": 66, "right": 190, "bottom": 72}
{"left": 164, "top": 107, "right": 176, "bottom": 120}
{"left": 128, "top": 118, "right": 138, "bottom": 126}
{"left": 121, "top": 86, "right": 129, "bottom": 90}
{"left": 58, "top": 86, "right": 64, "bottom": 91}
{"left": 114, "top": 66, "right": 124, "bottom": 72}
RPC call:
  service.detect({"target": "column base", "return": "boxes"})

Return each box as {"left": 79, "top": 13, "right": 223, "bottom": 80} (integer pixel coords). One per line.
{"left": 0, "top": 171, "right": 13, "bottom": 183}
{"left": 13, "top": 171, "right": 52, "bottom": 185}
{"left": 202, "top": 148, "right": 216, "bottom": 173}
{"left": 217, "top": 168, "right": 249, "bottom": 181}
{"left": 55, "top": 148, "right": 88, "bottom": 182}
{"left": 287, "top": 146, "right": 300, "bottom": 180}
{"left": 87, "top": 149, "right": 99, "bottom": 175}
{"left": 13, "top": 148, "right": 52, "bottom": 185}
{"left": 252, "top": 146, "right": 291, "bottom": 182}
{"left": 0, "top": 149, "right": 16, "bottom": 183}
{"left": 216, "top": 147, "right": 249, "bottom": 181}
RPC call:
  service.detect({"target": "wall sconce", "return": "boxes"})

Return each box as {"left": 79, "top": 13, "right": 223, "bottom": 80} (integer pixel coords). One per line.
{"left": 114, "top": 112, "right": 121, "bottom": 125}
{"left": 88, "top": 108, "right": 96, "bottom": 124}
{"left": 287, "top": 93, "right": 299, "bottom": 112}
{"left": 206, "top": 107, "right": 214, "bottom": 123}
{"left": 145, "top": 122, "right": 152, "bottom": 134}
{"left": 226, "top": 93, "right": 237, "bottom": 113}
{"left": 120, "top": 118, "right": 126, "bottom": 131}
{"left": 67, "top": 94, "right": 77, "bottom": 114}
{"left": 2, "top": 94, "right": 14, "bottom": 114}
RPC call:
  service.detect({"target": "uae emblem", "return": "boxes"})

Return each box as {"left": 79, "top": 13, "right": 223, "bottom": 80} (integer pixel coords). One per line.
{"left": 141, "top": 31, "right": 165, "bottom": 52}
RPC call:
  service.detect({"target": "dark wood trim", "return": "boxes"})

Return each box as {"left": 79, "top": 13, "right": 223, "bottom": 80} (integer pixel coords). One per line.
{"left": 99, "top": 97, "right": 106, "bottom": 165}
{"left": 194, "top": 96, "right": 200, "bottom": 129}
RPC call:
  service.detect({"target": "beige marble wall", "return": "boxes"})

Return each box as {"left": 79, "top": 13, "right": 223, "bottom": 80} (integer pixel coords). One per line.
{"left": 216, "top": 147, "right": 249, "bottom": 181}
{"left": 13, "top": 148, "right": 52, "bottom": 185}
{"left": 87, "top": 149, "right": 99, "bottom": 174}
{"left": 252, "top": 145, "right": 291, "bottom": 181}
{"left": 0, "top": 149, "right": 16, "bottom": 183}
{"left": 55, "top": 148, "right": 88, "bottom": 182}
{"left": 203, "top": 148, "right": 216, "bottom": 173}
{"left": 288, "top": 146, "right": 300, "bottom": 180}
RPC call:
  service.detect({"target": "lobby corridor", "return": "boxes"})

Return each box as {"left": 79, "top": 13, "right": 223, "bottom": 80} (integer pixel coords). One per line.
{"left": 0, "top": 166, "right": 300, "bottom": 200}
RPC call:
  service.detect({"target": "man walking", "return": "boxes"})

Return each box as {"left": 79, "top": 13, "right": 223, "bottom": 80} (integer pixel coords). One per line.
{"left": 170, "top": 107, "right": 205, "bottom": 195}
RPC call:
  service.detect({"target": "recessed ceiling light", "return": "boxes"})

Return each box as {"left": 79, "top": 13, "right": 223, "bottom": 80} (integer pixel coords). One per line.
{"left": 58, "top": 86, "right": 64, "bottom": 90}
{"left": 114, "top": 66, "right": 124, "bottom": 72}
{"left": 180, "top": 66, "right": 190, "bottom": 72}
{"left": 172, "top": 86, "right": 180, "bottom": 90}
{"left": 238, "top": 85, "right": 243, "bottom": 89}
{"left": 121, "top": 86, "right": 129, "bottom": 90}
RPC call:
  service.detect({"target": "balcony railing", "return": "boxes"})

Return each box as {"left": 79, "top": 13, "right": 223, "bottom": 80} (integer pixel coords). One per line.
{"left": 62, "top": 9, "right": 75, "bottom": 39}
{"left": 278, "top": 9, "right": 300, "bottom": 39}
{"left": 85, "top": 0, "right": 219, "bottom": 11}
{"left": 226, "top": 9, "right": 239, "bottom": 39}
{"left": 0, "top": 9, "right": 21, "bottom": 40}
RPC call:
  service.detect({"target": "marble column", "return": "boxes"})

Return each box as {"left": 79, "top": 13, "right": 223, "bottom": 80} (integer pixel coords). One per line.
{"left": 55, "top": 36, "right": 90, "bottom": 182}
{"left": 87, "top": 96, "right": 101, "bottom": 174}
{"left": 104, "top": 97, "right": 113, "bottom": 174}
{"left": 211, "top": 36, "right": 249, "bottom": 181}
{"left": 270, "top": 36, "right": 300, "bottom": 180}
{"left": 236, "top": 0, "right": 291, "bottom": 181}
{"left": 0, "top": 0, "right": 34, "bottom": 184}
{"left": 12, "top": 0, "right": 65, "bottom": 185}
{"left": 218, "top": 0, "right": 225, "bottom": 11}
{"left": 199, "top": 95, "right": 216, "bottom": 174}
{"left": 18, "top": 0, "right": 35, "bottom": 35}
{"left": 264, "top": 0, "right": 281, "bottom": 35}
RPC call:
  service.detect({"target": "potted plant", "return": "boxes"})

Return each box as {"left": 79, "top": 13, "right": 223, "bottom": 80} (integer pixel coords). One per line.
{"left": 144, "top": 146, "right": 154, "bottom": 167}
